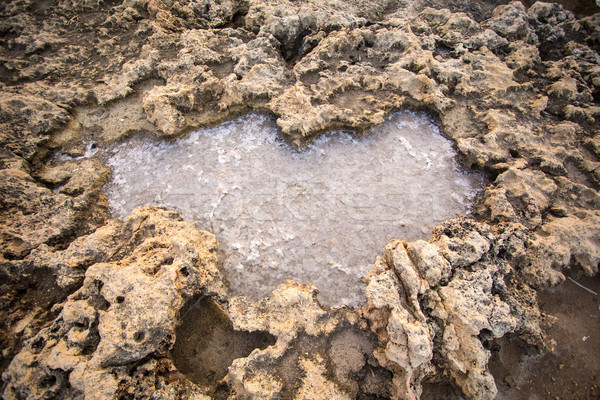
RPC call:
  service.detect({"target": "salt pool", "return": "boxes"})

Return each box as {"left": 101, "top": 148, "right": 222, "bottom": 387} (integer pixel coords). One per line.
{"left": 103, "top": 112, "right": 484, "bottom": 307}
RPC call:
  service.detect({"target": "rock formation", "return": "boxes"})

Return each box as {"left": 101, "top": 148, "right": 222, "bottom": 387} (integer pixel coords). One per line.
{"left": 1, "top": 0, "right": 599, "bottom": 398}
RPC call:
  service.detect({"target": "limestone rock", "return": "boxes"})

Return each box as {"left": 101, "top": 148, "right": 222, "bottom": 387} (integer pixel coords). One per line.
{"left": 1, "top": 0, "right": 599, "bottom": 398}
{"left": 431, "top": 219, "right": 493, "bottom": 268}
{"left": 0, "top": 166, "right": 106, "bottom": 260}
{"left": 362, "top": 253, "right": 433, "bottom": 400}
{"left": 227, "top": 282, "right": 391, "bottom": 399}
{"left": 362, "top": 220, "right": 547, "bottom": 400}
{"left": 0, "top": 93, "right": 70, "bottom": 161}
{"left": 406, "top": 240, "right": 452, "bottom": 287}
{"left": 2, "top": 207, "right": 224, "bottom": 399}
{"left": 437, "top": 264, "right": 516, "bottom": 400}
{"left": 484, "top": 2, "right": 538, "bottom": 45}
{"left": 481, "top": 168, "right": 558, "bottom": 229}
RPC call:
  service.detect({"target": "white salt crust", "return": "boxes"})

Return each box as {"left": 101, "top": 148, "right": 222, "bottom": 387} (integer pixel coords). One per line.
{"left": 103, "top": 112, "right": 484, "bottom": 307}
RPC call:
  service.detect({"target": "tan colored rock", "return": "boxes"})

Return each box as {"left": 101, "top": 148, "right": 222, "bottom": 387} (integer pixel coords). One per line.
{"left": 224, "top": 281, "right": 393, "bottom": 399}
{"left": 407, "top": 240, "right": 452, "bottom": 287}
{"left": 549, "top": 76, "right": 581, "bottom": 102}
{"left": 295, "top": 355, "right": 351, "bottom": 400}
{"left": 142, "top": 86, "right": 189, "bottom": 137}
{"left": 0, "top": 166, "right": 106, "bottom": 259}
{"left": 431, "top": 221, "right": 492, "bottom": 268}
{"left": 2, "top": 207, "right": 224, "bottom": 399}
{"left": 484, "top": 2, "right": 538, "bottom": 45}
{"left": 438, "top": 264, "right": 516, "bottom": 400}
{"left": 1, "top": 0, "right": 599, "bottom": 398}
{"left": 540, "top": 213, "right": 600, "bottom": 276}
{"left": 0, "top": 93, "right": 70, "bottom": 161}
{"left": 362, "top": 254, "right": 432, "bottom": 399}
{"left": 482, "top": 168, "right": 558, "bottom": 229}
{"left": 94, "top": 45, "right": 161, "bottom": 105}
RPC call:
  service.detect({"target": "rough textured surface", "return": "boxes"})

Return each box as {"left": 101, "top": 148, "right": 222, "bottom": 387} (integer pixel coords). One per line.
{"left": 2, "top": 207, "right": 225, "bottom": 399}
{"left": 1, "top": 0, "right": 599, "bottom": 398}
{"left": 362, "top": 219, "right": 554, "bottom": 399}
{"left": 226, "top": 283, "right": 392, "bottom": 399}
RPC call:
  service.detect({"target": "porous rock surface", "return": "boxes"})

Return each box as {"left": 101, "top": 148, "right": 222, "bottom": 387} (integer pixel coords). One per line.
{"left": 0, "top": 0, "right": 599, "bottom": 399}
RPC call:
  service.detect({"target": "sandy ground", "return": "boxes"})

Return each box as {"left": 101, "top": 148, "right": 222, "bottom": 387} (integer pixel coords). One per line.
{"left": 491, "top": 273, "right": 600, "bottom": 400}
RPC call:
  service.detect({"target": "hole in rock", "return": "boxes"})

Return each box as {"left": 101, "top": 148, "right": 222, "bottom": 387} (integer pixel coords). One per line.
{"left": 103, "top": 112, "right": 484, "bottom": 307}
{"left": 133, "top": 331, "right": 145, "bottom": 342}
{"left": 39, "top": 373, "right": 57, "bottom": 388}
{"left": 170, "top": 296, "right": 276, "bottom": 394}
{"left": 421, "top": 378, "right": 465, "bottom": 399}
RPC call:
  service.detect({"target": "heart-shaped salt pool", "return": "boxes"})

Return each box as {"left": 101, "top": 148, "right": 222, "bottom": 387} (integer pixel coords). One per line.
{"left": 104, "top": 112, "right": 484, "bottom": 307}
